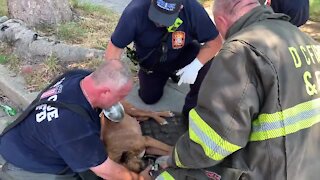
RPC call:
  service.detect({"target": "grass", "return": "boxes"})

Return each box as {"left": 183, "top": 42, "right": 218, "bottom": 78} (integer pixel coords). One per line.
{"left": 70, "top": 1, "right": 119, "bottom": 49}
{"left": 70, "top": 0, "right": 112, "bottom": 15}
{"left": 310, "top": 0, "right": 320, "bottom": 22}
{"left": 35, "top": 0, "right": 119, "bottom": 49}
{"left": 24, "top": 55, "right": 63, "bottom": 92}
{"left": 0, "top": 55, "right": 8, "bottom": 64}
{"left": 0, "top": 43, "right": 19, "bottom": 72}
{"left": 6, "top": 55, "right": 20, "bottom": 73}
{"left": 0, "top": 0, "right": 120, "bottom": 92}
{"left": 56, "top": 22, "right": 88, "bottom": 43}
{"left": 24, "top": 56, "right": 105, "bottom": 92}
{"left": 0, "top": 0, "right": 8, "bottom": 17}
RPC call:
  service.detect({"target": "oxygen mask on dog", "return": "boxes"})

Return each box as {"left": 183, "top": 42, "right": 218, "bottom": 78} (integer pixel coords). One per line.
{"left": 102, "top": 102, "right": 125, "bottom": 123}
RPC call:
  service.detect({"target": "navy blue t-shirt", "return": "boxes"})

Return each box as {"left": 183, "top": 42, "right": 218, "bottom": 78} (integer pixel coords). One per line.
{"left": 271, "top": 0, "right": 309, "bottom": 27}
{"left": 111, "top": 0, "right": 219, "bottom": 66}
{"left": 0, "top": 72, "right": 107, "bottom": 174}
{"left": 259, "top": 0, "right": 310, "bottom": 26}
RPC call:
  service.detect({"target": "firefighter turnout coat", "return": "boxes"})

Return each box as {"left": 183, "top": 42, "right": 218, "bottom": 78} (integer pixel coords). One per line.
{"left": 158, "top": 6, "right": 320, "bottom": 180}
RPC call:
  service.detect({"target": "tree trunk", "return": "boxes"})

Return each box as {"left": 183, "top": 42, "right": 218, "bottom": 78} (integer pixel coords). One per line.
{"left": 7, "top": 0, "right": 73, "bottom": 27}
{"left": 0, "top": 19, "right": 104, "bottom": 63}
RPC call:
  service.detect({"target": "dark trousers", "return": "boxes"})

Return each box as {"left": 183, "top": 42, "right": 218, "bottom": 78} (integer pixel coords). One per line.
{"left": 138, "top": 41, "right": 212, "bottom": 117}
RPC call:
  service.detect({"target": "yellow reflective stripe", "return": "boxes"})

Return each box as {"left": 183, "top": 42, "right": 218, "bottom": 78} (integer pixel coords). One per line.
{"left": 189, "top": 109, "right": 241, "bottom": 161}
{"left": 252, "top": 98, "right": 320, "bottom": 125}
{"left": 174, "top": 147, "right": 187, "bottom": 168}
{"left": 167, "top": 18, "right": 183, "bottom": 32}
{"left": 250, "top": 98, "right": 320, "bottom": 141}
{"left": 250, "top": 113, "right": 320, "bottom": 141}
{"left": 156, "top": 171, "right": 175, "bottom": 180}
{"left": 189, "top": 129, "right": 225, "bottom": 161}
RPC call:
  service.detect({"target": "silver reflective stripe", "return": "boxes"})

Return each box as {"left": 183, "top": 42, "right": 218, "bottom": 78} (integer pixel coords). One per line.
{"left": 252, "top": 108, "right": 320, "bottom": 132}
{"left": 190, "top": 120, "right": 231, "bottom": 157}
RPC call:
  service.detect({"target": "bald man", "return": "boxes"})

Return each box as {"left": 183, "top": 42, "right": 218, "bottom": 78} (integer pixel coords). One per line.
{"left": 0, "top": 60, "right": 150, "bottom": 180}
{"left": 152, "top": 0, "right": 320, "bottom": 179}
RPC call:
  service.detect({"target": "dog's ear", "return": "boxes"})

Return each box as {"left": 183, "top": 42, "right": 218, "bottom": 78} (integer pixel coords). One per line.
{"left": 120, "top": 151, "right": 145, "bottom": 173}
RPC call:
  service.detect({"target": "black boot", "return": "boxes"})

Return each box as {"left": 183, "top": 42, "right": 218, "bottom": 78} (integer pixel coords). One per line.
{"left": 169, "top": 72, "right": 180, "bottom": 83}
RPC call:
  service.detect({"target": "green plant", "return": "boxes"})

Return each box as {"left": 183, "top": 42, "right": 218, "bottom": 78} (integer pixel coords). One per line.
{"left": 34, "top": 23, "right": 56, "bottom": 37}
{"left": 7, "top": 55, "right": 20, "bottom": 73}
{"left": 0, "top": 0, "right": 8, "bottom": 17}
{"left": 82, "top": 58, "right": 103, "bottom": 70}
{"left": 69, "top": 0, "right": 79, "bottom": 8}
{"left": 310, "top": 0, "right": 320, "bottom": 22}
{"left": 71, "top": 0, "right": 113, "bottom": 16}
{"left": 93, "top": 41, "right": 108, "bottom": 50}
{"left": 0, "top": 43, "right": 16, "bottom": 68}
{"left": 56, "top": 22, "right": 87, "bottom": 42}
{"left": 0, "top": 55, "right": 8, "bottom": 64}
{"left": 67, "top": 58, "right": 103, "bottom": 70}
{"left": 24, "top": 55, "right": 62, "bottom": 92}
{"left": 44, "top": 54, "right": 61, "bottom": 75}
{"left": 24, "top": 70, "right": 49, "bottom": 92}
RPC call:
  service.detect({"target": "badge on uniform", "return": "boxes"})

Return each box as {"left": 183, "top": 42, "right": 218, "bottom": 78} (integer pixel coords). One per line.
{"left": 172, "top": 31, "right": 185, "bottom": 49}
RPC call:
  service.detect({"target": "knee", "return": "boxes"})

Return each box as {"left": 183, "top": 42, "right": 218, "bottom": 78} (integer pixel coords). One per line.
{"left": 138, "top": 89, "right": 163, "bottom": 104}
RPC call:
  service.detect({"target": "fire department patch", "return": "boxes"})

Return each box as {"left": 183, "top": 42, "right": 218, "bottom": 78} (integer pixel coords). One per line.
{"left": 172, "top": 31, "right": 185, "bottom": 49}
{"left": 205, "top": 170, "right": 221, "bottom": 180}
{"left": 40, "top": 85, "right": 63, "bottom": 99}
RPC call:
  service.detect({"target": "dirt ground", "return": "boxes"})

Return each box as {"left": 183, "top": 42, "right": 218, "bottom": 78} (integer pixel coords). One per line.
{"left": 300, "top": 20, "right": 320, "bottom": 42}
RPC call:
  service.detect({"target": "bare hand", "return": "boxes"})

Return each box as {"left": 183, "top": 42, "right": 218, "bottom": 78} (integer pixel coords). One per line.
{"left": 138, "top": 165, "right": 152, "bottom": 180}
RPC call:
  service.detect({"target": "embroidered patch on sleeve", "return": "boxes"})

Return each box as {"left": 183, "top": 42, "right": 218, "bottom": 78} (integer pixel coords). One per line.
{"left": 40, "top": 85, "right": 63, "bottom": 99}
{"left": 172, "top": 31, "right": 185, "bottom": 49}
{"left": 205, "top": 170, "right": 221, "bottom": 180}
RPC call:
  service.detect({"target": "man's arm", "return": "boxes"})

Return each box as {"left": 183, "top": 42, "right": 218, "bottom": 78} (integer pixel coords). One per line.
{"left": 104, "top": 4, "right": 137, "bottom": 61}
{"left": 196, "top": 34, "right": 223, "bottom": 64}
{"left": 90, "top": 157, "right": 141, "bottom": 180}
{"left": 176, "top": 35, "right": 223, "bottom": 85}
{"left": 175, "top": 0, "right": 223, "bottom": 85}
{"left": 104, "top": 41, "right": 124, "bottom": 61}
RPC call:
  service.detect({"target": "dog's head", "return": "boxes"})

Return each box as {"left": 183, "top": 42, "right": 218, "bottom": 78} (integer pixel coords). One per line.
{"left": 119, "top": 150, "right": 146, "bottom": 173}
{"left": 100, "top": 112, "right": 147, "bottom": 173}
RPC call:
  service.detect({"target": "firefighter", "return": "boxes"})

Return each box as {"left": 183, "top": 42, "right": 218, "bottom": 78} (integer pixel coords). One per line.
{"left": 104, "top": 0, "right": 222, "bottom": 119}
{"left": 154, "top": 0, "right": 320, "bottom": 179}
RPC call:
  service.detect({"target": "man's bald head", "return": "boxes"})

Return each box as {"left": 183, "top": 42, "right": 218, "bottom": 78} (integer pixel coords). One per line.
{"left": 91, "top": 59, "right": 132, "bottom": 91}
{"left": 213, "top": 0, "right": 260, "bottom": 38}
{"left": 82, "top": 59, "right": 133, "bottom": 109}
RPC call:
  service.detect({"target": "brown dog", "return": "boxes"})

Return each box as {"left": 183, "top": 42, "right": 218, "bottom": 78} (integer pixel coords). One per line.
{"left": 100, "top": 107, "right": 173, "bottom": 173}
